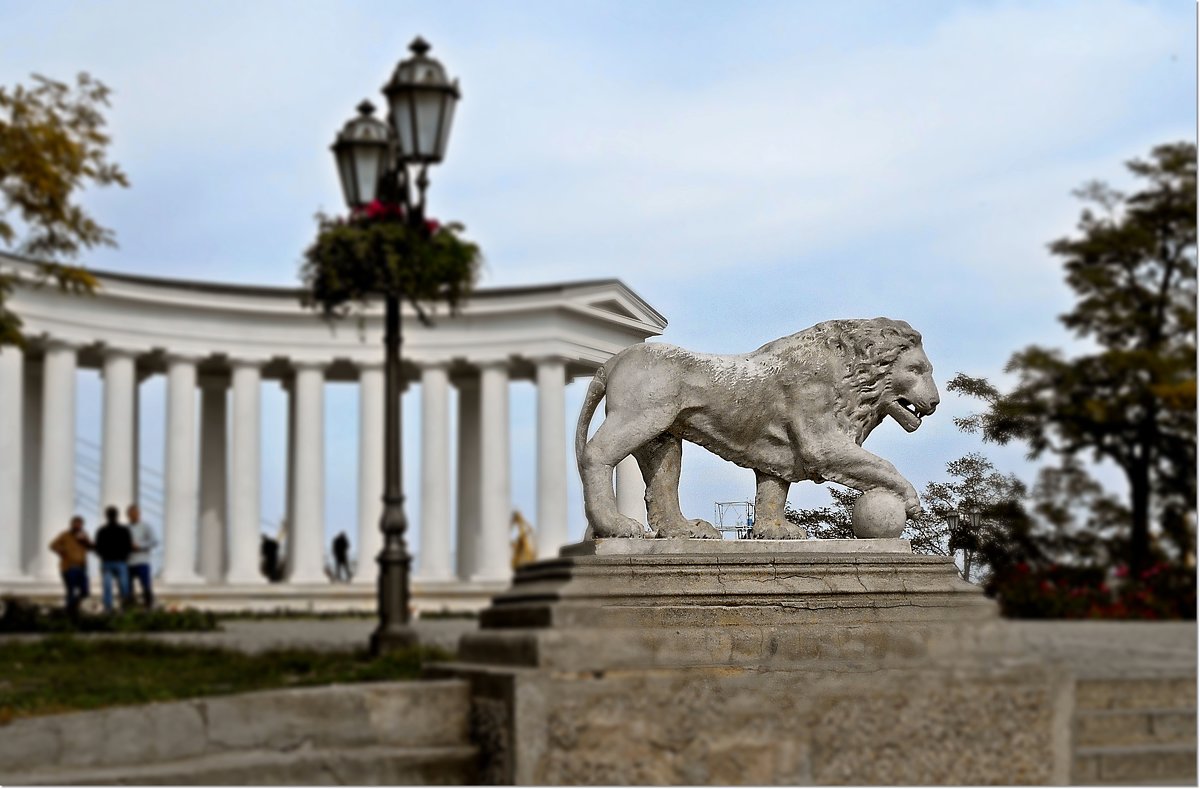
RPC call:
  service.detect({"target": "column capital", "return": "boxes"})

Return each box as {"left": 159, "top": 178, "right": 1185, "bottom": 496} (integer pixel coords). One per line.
{"left": 353, "top": 358, "right": 385, "bottom": 373}
{"left": 165, "top": 350, "right": 205, "bottom": 365}
{"left": 290, "top": 359, "right": 328, "bottom": 372}
{"left": 530, "top": 354, "right": 568, "bottom": 366}
{"left": 100, "top": 344, "right": 145, "bottom": 360}
{"left": 42, "top": 336, "right": 85, "bottom": 352}
{"left": 197, "top": 372, "right": 231, "bottom": 390}
{"left": 474, "top": 357, "right": 511, "bottom": 372}
{"left": 229, "top": 355, "right": 271, "bottom": 370}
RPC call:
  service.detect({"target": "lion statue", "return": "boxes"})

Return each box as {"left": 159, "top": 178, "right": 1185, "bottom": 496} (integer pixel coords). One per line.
{"left": 575, "top": 317, "right": 939, "bottom": 539}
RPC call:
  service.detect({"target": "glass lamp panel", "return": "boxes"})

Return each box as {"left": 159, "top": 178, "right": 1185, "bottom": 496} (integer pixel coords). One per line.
{"left": 353, "top": 146, "right": 386, "bottom": 205}
{"left": 390, "top": 93, "right": 418, "bottom": 160}
{"left": 435, "top": 94, "right": 457, "bottom": 161}
{"left": 334, "top": 147, "right": 361, "bottom": 207}
{"left": 413, "top": 89, "right": 444, "bottom": 160}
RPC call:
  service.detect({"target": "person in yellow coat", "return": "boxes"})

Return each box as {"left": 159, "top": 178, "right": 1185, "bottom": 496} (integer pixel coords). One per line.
{"left": 511, "top": 510, "right": 537, "bottom": 568}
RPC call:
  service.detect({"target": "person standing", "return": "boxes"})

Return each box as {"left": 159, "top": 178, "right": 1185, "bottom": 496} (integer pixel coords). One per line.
{"left": 125, "top": 504, "right": 157, "bottom": 609}
{"left": 49, "top": 516, "right": 93, "bottom": 617}
{"left": 94, "top": 506, "right": 133, "bottom": 613}
{"left": 332, "top": 531, "right": 351, "bottom": 582}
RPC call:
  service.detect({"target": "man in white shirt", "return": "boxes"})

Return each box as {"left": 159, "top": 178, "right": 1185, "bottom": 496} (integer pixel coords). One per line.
{"left": 126, "top": 504, "right": 158, "bottom": 608}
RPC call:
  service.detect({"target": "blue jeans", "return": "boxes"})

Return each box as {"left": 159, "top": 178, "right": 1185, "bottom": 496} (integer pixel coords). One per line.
{"left": 61, "top": 566, "right": 89, "bottom": 613}
{"left": 100, "top": 561, "right": 130, "bottom": 612}
{"left": 129, "top": 563, "right": 154, "bottom": 608}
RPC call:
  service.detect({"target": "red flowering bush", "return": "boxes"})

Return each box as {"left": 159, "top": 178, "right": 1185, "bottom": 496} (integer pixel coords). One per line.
{"left": 988, "top": 560, "right": 1196, "bottom": 619}
{"left": 300, "top": 204, "right": 480, "bottom": 319}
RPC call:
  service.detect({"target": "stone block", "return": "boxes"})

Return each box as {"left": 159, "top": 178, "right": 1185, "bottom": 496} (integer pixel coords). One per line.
{"left": 1075, "top": 676, "right": 1196, "bottom": 710}
{"left": 563, "top": 538, "right": 912, "bottom": 556}
{"left": 473, "top": 660, "right": 1071, "bottom": 785}
{"left": 1149, "top": 708, "right": 1198, "bottom": 744}
{"left": 1075, "top": 710, "right": 1155, "bottom": 748}
{"left": 360, "top": 680, "right": 471, "bottom": 747}
{"left": 201, "top": 685, "right": 370, "bottom": 751}
{"left": 1081, "top": 744, "right": 1198, "bottom": 783}
{"left": 0, "top": 716, "right": 63, "bottom": 776}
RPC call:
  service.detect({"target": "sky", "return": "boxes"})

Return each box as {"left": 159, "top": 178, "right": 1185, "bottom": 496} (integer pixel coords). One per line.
{"left": 1, "top": 0, "right": 1194, "bottom": 564}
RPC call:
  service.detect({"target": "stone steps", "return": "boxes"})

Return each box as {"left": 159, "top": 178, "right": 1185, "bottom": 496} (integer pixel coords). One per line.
{"left": 1075, "top": 707, "right": 1196, "bottom": 747}
{"left": 1072, "top": 675, "right": 1196, "bottom": 785}
{"left": 1073, "top": 743, "right": 1197, "bottom": 786}
{"left": 0, "top": 680, "right": 478, "bottom": 785}
{"left": 5, "top": 744, "right": 479, "bottom": 786}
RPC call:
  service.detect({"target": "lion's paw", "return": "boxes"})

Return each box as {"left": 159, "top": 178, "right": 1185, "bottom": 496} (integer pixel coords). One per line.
{"left": 750, "top": 522, "right": 808, "bottom": 540}
{"left": 592, "top": 516, "right": 647, "bottom": 539}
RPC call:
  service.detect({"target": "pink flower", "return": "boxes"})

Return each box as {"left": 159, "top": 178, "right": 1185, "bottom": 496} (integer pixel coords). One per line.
{"left": 1114, "top": 565, "right": 1129, "bottom": 579}
{"left": 425, "top": 219, "right": 441, "bottom": 234}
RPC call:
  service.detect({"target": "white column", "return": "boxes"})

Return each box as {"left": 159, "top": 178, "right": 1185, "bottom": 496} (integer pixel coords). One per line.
{"left": 283, "top": 380, "right": 295, "bottom": 551}
{"left": 225, "top": 360, "right": 262, "bottom": 584}
{"left": 417, "top": 362, "right": 453, "bottom": 580}
{"left": 0, "top": 345, "right": 25, "bottom": 580}
{"left": 288, "top": 362, "right": 326, "bottom": 584}
{"left": 616, "top": 455, "right": 648, "bottom": 526}
{"left": 535, "top": 358, "right": 569, "bottom": 559}
{"left": 474, "top": 361, "right": 511, "bottom": 581}
{"left": 21, "top": 360, "right": 43, "bottom": 575}
{"left": 100, "top": 348, "right": 137, "bottom": 514}
{"left": 455, "top": 375, "right": 481, "bottom": 580}
{"left": 161, "top": 354, "right": 202, "bottom": 584}
{"left": 353, "top": 362, "right": 384, "bottom": 583}
{"left": 197, "top": 377, "right": 228, "bottom": 583}
{"left": 35, "top": 340, "right": 77, "bottom": 581}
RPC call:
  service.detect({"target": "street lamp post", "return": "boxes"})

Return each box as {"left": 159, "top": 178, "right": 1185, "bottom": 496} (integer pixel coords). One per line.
{"left": 945, "top": 508, "right": 981, "bottom": 582}
{"left": 330, "top": 37, "right": 461, "bottom": 654}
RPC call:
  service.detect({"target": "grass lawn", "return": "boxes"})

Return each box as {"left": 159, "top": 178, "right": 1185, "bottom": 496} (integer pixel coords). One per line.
{"left": 0, "top": 636, "right": 447, "bottom": 725}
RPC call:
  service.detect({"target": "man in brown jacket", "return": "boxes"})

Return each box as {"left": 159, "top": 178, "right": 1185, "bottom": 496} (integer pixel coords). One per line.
{"left": 49, "top": 516, "right": 93, "bottom": 616}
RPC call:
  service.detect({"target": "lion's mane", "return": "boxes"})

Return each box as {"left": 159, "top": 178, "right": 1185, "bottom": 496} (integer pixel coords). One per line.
{"left": 759, "top": 317, "right": 923, "bottom": 445}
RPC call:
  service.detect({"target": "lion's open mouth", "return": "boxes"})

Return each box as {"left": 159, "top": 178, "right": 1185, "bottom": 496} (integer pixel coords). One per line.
{"left": 885, "top": 397, "right": 925, "bottom": 433}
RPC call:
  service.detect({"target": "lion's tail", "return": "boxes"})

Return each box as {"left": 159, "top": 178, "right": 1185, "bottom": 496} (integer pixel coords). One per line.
{"left": 574, "top": 363, "right": 608, "bottom": 473}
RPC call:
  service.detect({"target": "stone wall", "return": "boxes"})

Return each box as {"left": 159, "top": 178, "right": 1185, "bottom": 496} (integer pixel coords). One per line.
{"left": 462, "top": 658, "right": 1073, "bottom": 785}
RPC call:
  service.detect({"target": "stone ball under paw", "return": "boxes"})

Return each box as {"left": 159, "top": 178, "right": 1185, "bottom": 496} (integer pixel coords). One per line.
{"left": 851, "top": 489, "right": 907, "bottom": 539}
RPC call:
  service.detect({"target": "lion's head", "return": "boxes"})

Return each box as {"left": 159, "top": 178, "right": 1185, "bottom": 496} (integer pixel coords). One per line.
{"left": 793, "top": 318, "right": 939, "bottom": 444}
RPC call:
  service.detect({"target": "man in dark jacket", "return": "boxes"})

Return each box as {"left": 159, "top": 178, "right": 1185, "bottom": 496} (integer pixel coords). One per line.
{"left": 95, "top": 506, "right": 133, "bottom": 612}
{"left": 332, "top": 532, "right": 351, "bottom": 582}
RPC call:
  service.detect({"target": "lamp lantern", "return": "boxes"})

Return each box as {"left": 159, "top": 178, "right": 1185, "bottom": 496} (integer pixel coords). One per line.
{"left": 331, "top": 100, "right": 392, "bottom": 208}
{"left": 382, "top": 37, "right": 460, "bottom": 165}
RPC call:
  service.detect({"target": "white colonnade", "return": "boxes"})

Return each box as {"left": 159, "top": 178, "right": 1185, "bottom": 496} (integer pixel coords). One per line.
{"left": 0, "top": 255, "right": 666, "bottom": 603}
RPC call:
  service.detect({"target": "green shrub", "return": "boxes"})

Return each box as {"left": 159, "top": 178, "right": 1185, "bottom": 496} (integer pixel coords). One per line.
{"left": 0, "top": 597, "right": 219, "bottom": 633}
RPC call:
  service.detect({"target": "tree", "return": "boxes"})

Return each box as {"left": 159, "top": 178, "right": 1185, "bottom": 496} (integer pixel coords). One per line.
{"left": 784, "top": 452, "right": 1125, "bottom": 585}
{"left": 0, "top": 72, "right": 128, "bottom": 346}
{"left": 950, "top": 142, "right": 1197, "bottom": 576}
{"left": 919, "top": 453, "right": 1033, "bottom": 583}
{"left": 783, "top": 452, "right": 1028, "bottom": 579}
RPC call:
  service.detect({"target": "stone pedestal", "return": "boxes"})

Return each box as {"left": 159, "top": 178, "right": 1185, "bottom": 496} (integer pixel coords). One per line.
{"left": 444, "top": 539, "right": 1073, "bottom": 785}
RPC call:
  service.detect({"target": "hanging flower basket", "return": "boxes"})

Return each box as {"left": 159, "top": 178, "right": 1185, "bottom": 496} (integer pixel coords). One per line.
{"left": 300, "top": 204, "right": 481, "bottom": 319}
